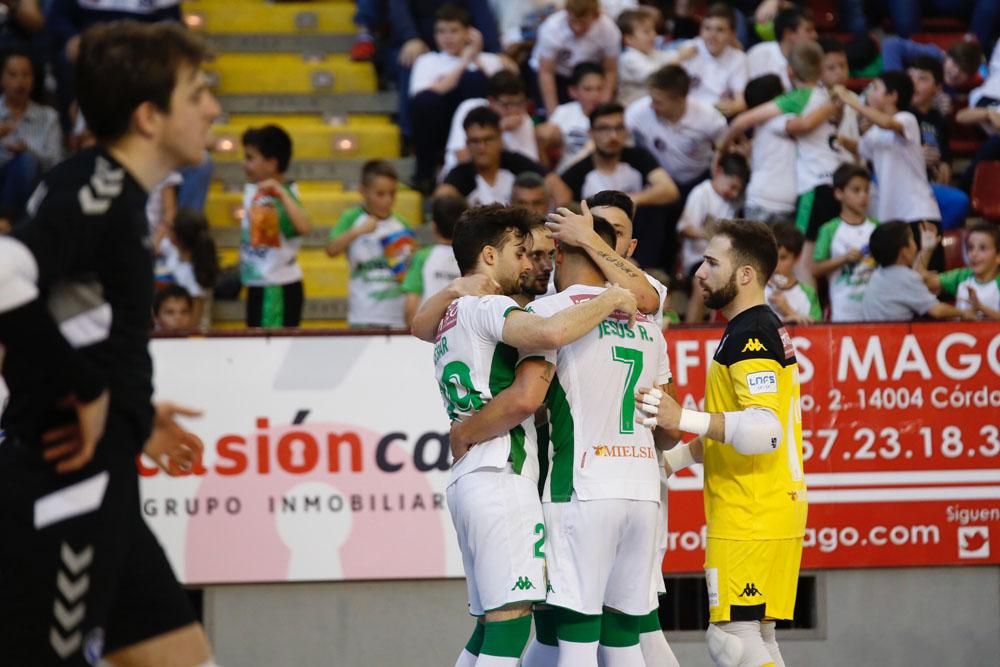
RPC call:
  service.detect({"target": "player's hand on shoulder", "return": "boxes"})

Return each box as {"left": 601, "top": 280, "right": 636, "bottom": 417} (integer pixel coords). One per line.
{"left": 144, "top": 402, "right": 205, "bottom": 475}
{"left": 451, "top": 274, "right": 500, "bottom": 298}
{"left": 603, "top": 282, "right": 638, "bottom": 327}
{"left": 42, "top": 390, "right": 110, "bottom": 474}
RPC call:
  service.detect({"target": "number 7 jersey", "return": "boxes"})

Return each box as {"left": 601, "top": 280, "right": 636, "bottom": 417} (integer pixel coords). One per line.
{"left": 433, "top": 295, "right": 543, "bottom": 485}
{"left": 529, "top": 285, "right": 671, "bottom": 504}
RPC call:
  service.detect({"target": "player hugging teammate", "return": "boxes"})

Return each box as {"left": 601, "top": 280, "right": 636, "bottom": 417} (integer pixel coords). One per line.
{"left": 414, "top": 202, "right": 805, "bottom": 667}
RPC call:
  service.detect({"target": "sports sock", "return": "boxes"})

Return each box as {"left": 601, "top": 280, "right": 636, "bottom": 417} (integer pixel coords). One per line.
{"left": 598, "top": 611, "right": 643, "bottom": 667}
{"left": 638, "top": 609, "right": 680, "bottom": 667}
{"left": 555, "top": 609, "right": 601, "bottom": 667}
{"left": 707, "top": 621, "right": 774, "bottom": 667}
{"left": 760, "top": 622, "right": 786, "bottom": 667}
{"left": 523, "top": 608, "right": 559, "bottom": 667}
{"left": 476, "top": 615, "right": 531, "bottom": 666}
{"left": 455, "top": 621, "right": 485, "bottom": 667}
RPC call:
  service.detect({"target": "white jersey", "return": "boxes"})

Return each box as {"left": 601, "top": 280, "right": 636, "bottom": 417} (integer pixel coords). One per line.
{"left": 678, "top": 179, "right": 740, "bottom": 272}
{"left": 625, "top": 95, "right": 727, "bottom": 185}
{"left": 549, "top": 101, "right": 591, "bottom": 172}
{"left": 858, "top": 111, "right": 940, "bottom": 222}
{"left": 433, "top": 295, "right": 541, "bottom": 485}
{"left": 443, "top": 98, "right": 539, "bottom": 178}
{"left": 746, "top": 113, "right": 797, "bottom": 214}
{"left": 746, "top": 41, "right": 790, "bottom": 90}
{"left": 529, "top": 10, "right": 621, "bottom": 78}
{"left": 682, "top": 38, "right": 748, "bottom": 108}
{"left": 774, "top": 86, "right": 855, "bottom": 194}
{"left": 814, "top": 216, "right": 879, "bottom": 322}
{"left": 618, "top": 47, "right": 679, "bottom": 107}
{"left": 529, "top": 285, "right": 669, "bottom": 503}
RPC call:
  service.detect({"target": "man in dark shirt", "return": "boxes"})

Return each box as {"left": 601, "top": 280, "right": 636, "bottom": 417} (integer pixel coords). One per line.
{"left": 0, "top": 21, "right": 220, "bottom": 666}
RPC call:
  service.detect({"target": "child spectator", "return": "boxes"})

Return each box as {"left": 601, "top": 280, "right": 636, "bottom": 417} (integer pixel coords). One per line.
{"left": 767, "top": 222, "right": 821, "bottom": 323}
{"left": 409, "top": 5, "right": 508, "bottom": 187}
{"left": 862, "top": 221, "right": 973, "bottom": 321}
{"left": 401, "top": 194, "right": 465, "bottom": 326}
{"left": 746, "top": 6, "right": 817, "bottom": 91}
{"left": 327, "top": 160, "right": 415, "bottom": 329}
{"left": 537, "top": 62, "right": 607, "bottom": 171}
{"left": 153, "top": 283, "right": 194, "bottom": 333}
{"left": 436, "top": 107, "right": 558, "bottom": 206}
{"left": 442, "top": 70, "right": 537, "bottom": 179}
{"left": 617, "top": 9, "right": 694, "bottom": 107}
{"left": 908, "top": 56, "right": 971, "bottom": 231}
{"left": 169, "top": 209, "right": 219, "bottom": 331}
{"left": 881, "top": 35, "right": 984, "bottom": 111}
{"left": 678, "top": 152, "right": 748, "bottom": 322}
{"left": 680, "top": 3, "right": 748, "bottom": 117}
{"left": 239, "top": 124, "right": 311, "bottom": 329}
{"left": 742, "top": 73, "right": 796, "bottom": 223}
{"left": 812, "top": 164, "right": 878, "bottom": 322}
{"left": 529, "top": 0, "right": 621, "bottom": 116}
{"left": 923, "top": 222, "right": 1000, "bottom": 320}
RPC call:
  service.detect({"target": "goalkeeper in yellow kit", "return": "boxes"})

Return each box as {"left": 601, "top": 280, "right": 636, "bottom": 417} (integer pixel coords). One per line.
{"left": 637, "top": 219, "right": 807, "bottom": 667}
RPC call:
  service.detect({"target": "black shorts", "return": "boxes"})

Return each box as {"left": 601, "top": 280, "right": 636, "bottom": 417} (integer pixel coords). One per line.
{"left": 0, "top": 419, "right": 196, "bottom": 666}
{"left": 795, "top": 185, "right": 841, "bottom": 242}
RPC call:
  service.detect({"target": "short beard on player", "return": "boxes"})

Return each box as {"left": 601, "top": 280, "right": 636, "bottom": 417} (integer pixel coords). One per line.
{"left": 519, "top": 271, "right": 550, "bottom": 297}
{"left": 703, "top": 271, "right": 739, "bottom": 310}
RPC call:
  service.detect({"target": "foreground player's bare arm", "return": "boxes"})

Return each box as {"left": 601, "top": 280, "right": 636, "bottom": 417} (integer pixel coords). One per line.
{"left": 410, "top": 274, "right": 500, "bottom": 342}
{"left": 501, "top": 284, "right": 637, "bottom": 349}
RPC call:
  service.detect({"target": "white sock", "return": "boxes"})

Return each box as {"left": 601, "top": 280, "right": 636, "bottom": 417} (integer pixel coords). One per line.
{"left": 760, "top": 623, "right": 785, "bottom": 667}
{"left": 454, "top": 649, "right": 478, "bottom": 667}
{"left": 640, "top": 629, "right": 680, "bottom": 667}
{"left": 475, "top": 655, "right": 519, "bottom": 666}
{"left": 522, "top": 638, "right": 559, "bottom": 667}
{"left": 708, "top": 621, "right": 773, "bottom": 667}
{"left": 557, "top": 639, "right": 598, "bottom": 667}
{"left": 597, "top": 643, "right": 645, "bottom": 667}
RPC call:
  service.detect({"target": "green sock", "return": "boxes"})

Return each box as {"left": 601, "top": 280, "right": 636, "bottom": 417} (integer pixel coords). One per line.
{"left": 533, "top": 607, "right": 559, "bottom": 647}
{"left": 556, "top": 609, "right": 602, "bottom": 643}
{"left": 638, "top": 608, "right": 662, "bottom": 634}
{"left": 600, "top": 611, "right": 641, "bottom": 648}
{"left": 464, "top": 621, "right": 485, "bottom": 656}
{"left": 480, "top": 615, "right": 532, "bottom": 658}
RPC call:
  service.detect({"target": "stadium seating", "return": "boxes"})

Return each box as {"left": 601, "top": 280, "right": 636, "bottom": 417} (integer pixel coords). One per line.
{"left": 971, "top": 161, "right": 1000, "bottom": 221}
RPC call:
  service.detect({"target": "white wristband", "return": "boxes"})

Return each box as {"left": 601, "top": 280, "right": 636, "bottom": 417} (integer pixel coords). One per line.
{"left": 662, "top": 443, "right": 696, "bottom": 473}
{"left": 679, "top": 409, "right": 711, "bottom": 436}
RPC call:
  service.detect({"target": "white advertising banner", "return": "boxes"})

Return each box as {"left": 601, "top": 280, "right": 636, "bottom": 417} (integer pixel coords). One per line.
{"left": 143, "top": 335, "right": 463, "bottom": 584}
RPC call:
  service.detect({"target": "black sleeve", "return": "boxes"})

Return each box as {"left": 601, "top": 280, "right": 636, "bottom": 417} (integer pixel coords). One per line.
{"left": 934, "top": 112, "right": 952, "bottom": 163}
{"left": 559, "top": 155, "right": 595, "bottom": 200}
{"left": 717, "top": 308, "right": 795, "bottom": 368}
{"left": 500, "top": 151, "right": 548, "bottom": 176}
{"left": 622, "top": 146, "right": 661, "bottom": 180}
{"left": 443, "top": 163, "right": 478, "bottom": 196}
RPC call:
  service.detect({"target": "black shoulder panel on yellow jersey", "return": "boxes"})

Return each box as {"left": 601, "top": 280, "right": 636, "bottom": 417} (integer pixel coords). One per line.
{"left": 715, "top": 305, "right": 797, "bottom": 368}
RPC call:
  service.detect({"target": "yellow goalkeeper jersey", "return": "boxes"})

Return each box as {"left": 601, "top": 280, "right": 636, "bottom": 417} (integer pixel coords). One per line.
{"left": 703, "top": 304, "right": 808, "bottom": 540}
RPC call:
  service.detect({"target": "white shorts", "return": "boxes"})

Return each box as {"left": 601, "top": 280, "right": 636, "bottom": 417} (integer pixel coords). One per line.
{"left": 543, "top": 497, "right": 659, "bottom": 616}
{"left": 447, "top": 468, "right": 546, "bottom": 616}
{"left": 653, "top": 474, "right": 669, "bottom": 596}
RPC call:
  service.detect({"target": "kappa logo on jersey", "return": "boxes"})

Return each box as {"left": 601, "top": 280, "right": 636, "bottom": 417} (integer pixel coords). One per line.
{"left": 738, "top": 582, "right": 761, "bottom": 598}
{"left": 511, "top": 576, "right": 536, "bottom": 591}
{"left": 742, "top": 338, "right": 768, "bottom": 353}
{"left": 746, "top": 371, "right": 778, "bottom": 395}
{"left": 78, "top": 157, "right": 124, "bottom": 215}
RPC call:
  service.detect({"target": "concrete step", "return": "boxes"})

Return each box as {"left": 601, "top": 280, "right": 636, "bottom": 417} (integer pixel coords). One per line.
{"left": 210, "top": 221, "right": 435, "bottom": 249}
{"left": 218, "top": 92, "right": 397, "bottom": 116}
{"left": 211, "top": 118, "right": 399, "bottom": 161}
{"left": 205, "top": 33, "right": 353, "bottom": 54}
{"left": 205, "top": 187, "right": 423, "bottom": 229}
{"left": 211, "top": 158, "right": 415, "bottom": 188}
{"left": 185, "top": 1, "right": 354, "bottom": 35}
{"left": 218, "top": 247, "right": 349, "bottom": 299}
{"left": 205, "top": 53, "right": 375, "bottom": 95}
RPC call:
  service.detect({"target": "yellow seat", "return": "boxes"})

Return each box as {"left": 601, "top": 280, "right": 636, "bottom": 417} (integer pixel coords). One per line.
{"left": 206, "top": 54, "right": 375, "bottom": 95}
{"left": 299, "top": 249, "right": 348, "bottom": 298}
{"left": 184, "top": 2, "right": 354, "bottom": 34}
{"left": 205, "top": 189, "right": 423, "bottom": 229}
{"left": 212, "top": 119, "right": 399, "bottom": 160}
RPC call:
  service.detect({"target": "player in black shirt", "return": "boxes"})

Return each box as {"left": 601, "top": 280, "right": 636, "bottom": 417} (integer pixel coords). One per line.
{"left": 0, "top": 21, "right": 221, "bottom": 666}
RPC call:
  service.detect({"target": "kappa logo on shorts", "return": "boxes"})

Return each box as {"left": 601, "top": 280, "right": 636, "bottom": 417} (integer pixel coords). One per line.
{"left": 738, "top": 582, "right": 761, "bottom": 598}
{"left": 742, "top": 338, "right": 768, "bottom": 353}
{"left": 511, "top": 576, "right": 536, "bottom": 591}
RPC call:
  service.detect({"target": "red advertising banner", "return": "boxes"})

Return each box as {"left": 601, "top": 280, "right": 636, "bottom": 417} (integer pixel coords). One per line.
{"left": 663, "top": 321, "right": 1000, "bottom": 572}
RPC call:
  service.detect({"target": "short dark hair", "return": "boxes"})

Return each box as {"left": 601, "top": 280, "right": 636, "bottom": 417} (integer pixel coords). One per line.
{"left": 617, "top": 9, "right": 653, "bottom": 36}
{"left": 570, "top": 61, "right": 605, "bottom": 88}
{"left": 832, "top": 163, "right": 871, "bottom": 191}
{"left": 513, "top": 171, "right": 546, "bottom": 190}
{"left": 818, "top": 36, "right": 846, "bottom": 56}
{"left": 586, "top": 190, "right": 635, "bottom": 221}
{"left": 772, "top": 221, "right": 805, "bottom": 256}
{"left": 589, "top": 102, "right": 625, "bottom": 127}
{"left": 704, "top": 3, "right": 736, "bottom": 30}
{"left": 431, "top": 194, "right": 467, "bottom": 241}
{"left": 1, "top": 47, "right": 33, "bottom": 72}
{"left": 592, "top": 215, "right": 616, "bottom": 247}
{"left": 488, "top": 70, "right": 525, "bottom": 98}
{"left": 713, "top": 219, "right": 778, "bottom": 285}
{"left": 775, "top": 7, "right": 813, "bottom": 42}
{"left": 462, "top": 105, "right": 501, "bottom": 132}
{"left": 361, "top": 159, "right": 398, "bottom": 186}
{"left": 744, "top": 74, "right": 784, "bottom": 108}
{"left": 879, "top": 70, "right": 914, "bottom": 110}
{"left": 434, "top": 4, "right": 471, "bottom": 26}
{"left": 717, "top": 152, "right": 749, "bottom": 184}
{"left": 947, "top": 41, "right": 983, "bottom": 77}
{"left": 451, "top": 204, "right": 534, "bottom": 275}
{"left": 648, "top": 64, "right": 690, "bottom": 96}
{"left": 242, "top": 124, "right": 293, "bottom": 173}
{"left": 910, "top": 55, "right": 944, "bottom": 85}
{"left": 76, "top": 21, "right": 209, "bottom": 144}
{"left": 967, "top": 220, "right": 1000, "bottom": 251}
{"left": 869, "top": 220, "right": 912, "bottom": 267}
{"left": 153, "top": 283, "right": 193, "bottom": 315}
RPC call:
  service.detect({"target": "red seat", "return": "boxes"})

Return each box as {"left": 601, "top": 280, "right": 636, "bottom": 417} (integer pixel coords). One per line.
{"left": 846, "top": 77, "right": 871, "bottom": 93}
{"left": 911, "top": 32, "right": 967, "bottom": 51}
{"left": 809, "top": 0, "right": 839, "bottom": 31}
{"left": 940, "top": 229, "right": 966, "bottom": 271}
{"left": 970, "top": 161, "right": 1000, "bottom": 220}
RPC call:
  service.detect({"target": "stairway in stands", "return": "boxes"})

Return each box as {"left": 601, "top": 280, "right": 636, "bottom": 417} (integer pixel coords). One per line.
{"left": 182, "top": 0, "right": 420, "bottom": 328}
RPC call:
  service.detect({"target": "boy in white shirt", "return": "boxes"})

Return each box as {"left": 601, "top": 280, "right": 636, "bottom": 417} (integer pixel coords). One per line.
{"left": 537, "top": 63, "right": 608, "bottom": 171}
{"left": 617, "top": 9, "right": 695, "bottom": 107}
{"left": 746, "top": 6, "right": 817, "bottom": 91}
{"left": 767, "top": 222, "right": 822, "bottom": 323}
{"left": 678, "top": 153, "right": 748, "bottom": 322}
{"left": 923, "top": 221, "right": 1000, "bottom": 320}
{"left": 680, "top": 3, "right": 748, "bottom": 117}
{"left": 742, "top": 73, "right": 797, "bottom": 223}
{"left": 409, "top": 5, "right": 508, "bottom": 186}
{"left": 326, "top": 160, "right": 416, "bottom": 328}
{"left": 402, "top": 194, "right": 464, "bottom": 326}
{"left": 530, "top": 0, "right": 621, "bottom": 117}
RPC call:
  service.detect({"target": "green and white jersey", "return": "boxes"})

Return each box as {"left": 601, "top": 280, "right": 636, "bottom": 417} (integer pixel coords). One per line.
{"left": 240, "top": 182, "right": 304, "bottom": 287}
{"left": 529, "top": 285, "right": 670, "bottom": 504}
{"left": 401, "top": 243, "right": 460, "bottom": 306}
{"left": 814, "top": 216, "right": 879, "bottom": 322}
{"left": 775, "top": 86, "right": 856, "bottom": 194}
{"left": 434, "top": 295, "right": 542, "bottom": 485}
{"left": 329, "top": 206, "right": 412, "bottom": 327}
{"left": 939, "top": 268, "right": 1000, "bottom": 314}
